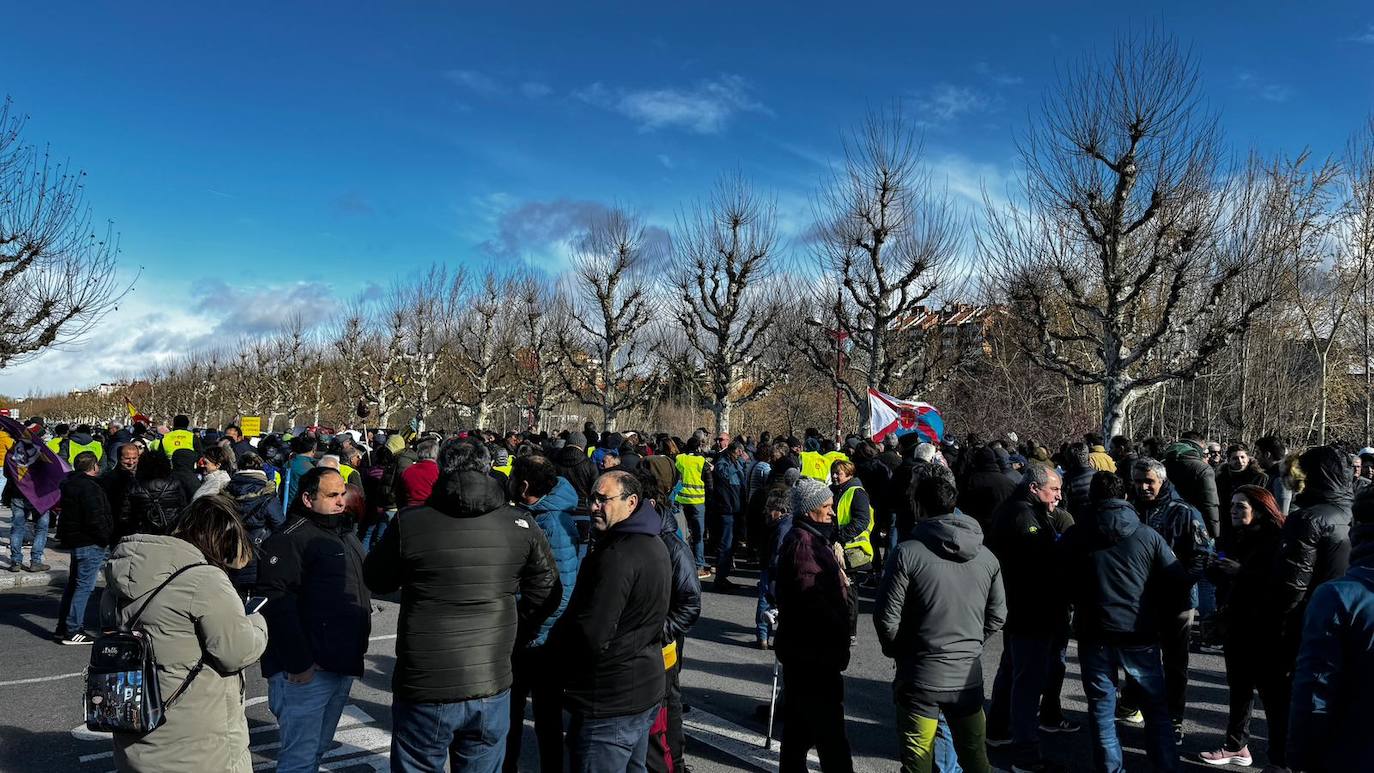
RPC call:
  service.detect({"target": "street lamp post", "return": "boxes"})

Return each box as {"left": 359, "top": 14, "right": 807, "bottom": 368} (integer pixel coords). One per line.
{"left": 807, "top": 291, "right": 849, "bottom": 446}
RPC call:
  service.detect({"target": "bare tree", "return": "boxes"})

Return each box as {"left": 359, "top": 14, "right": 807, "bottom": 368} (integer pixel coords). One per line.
{"left": 511, "top": 272, "right": 571, "bottom": 432}
{"left": 1346, "top": 116, "right": 1374, "bottom": 444}
{"left": 440, "top": 269, "right": 515, "bottom": 430}
{"left": 335, "top": 296, "right": 407, "bottom": 429}
{"left": 0, "top": 98, "right": 135, "bottom": 369}
{"left": 671, "top": 173, "right": 784, "bottom": 435}
{"left": 982, "top": 34, "right": 1334, "bottom": 438}
{"left": 394, "top": 265, "right": 465, "bottom": 432}
{"left": 558, "top": 209, "right": 663, "bottom": 432}
{"left": 793, "top": 107, "right": 966, "bottom": 435}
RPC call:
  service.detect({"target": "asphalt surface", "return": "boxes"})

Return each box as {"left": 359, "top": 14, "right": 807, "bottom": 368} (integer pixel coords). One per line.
{"left": 0, "top": 563, "right": 1268, "bottom": 772}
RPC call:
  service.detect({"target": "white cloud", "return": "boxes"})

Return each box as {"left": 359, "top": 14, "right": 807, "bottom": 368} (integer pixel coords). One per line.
{"left": 575, "top": 75, "right": 769, "bottom": 134}
{"left": 914, "top": 84, "right": 991, "bottom": 125}
{"left": 1236, "top": 72, "right": 1293, "bottom": 103}
{"left": 443, "top": 69, "right": 505, "bottom": 96}
{"left": 973, "top": 61, "right": 1024, "bottom": 86}
{"left": 1352, "top": 25, "right": 1374, "bottom": 44}
{"left": 657, "top": 154, "right": 674, "bottom": 169}
{"left": 520, "top": 81, "right": 553, "bottom": 98}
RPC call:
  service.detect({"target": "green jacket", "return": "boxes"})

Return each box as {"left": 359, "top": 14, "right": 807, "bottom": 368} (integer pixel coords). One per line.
{"left": 101, "top": 534, "right": 267, "bottom": 773}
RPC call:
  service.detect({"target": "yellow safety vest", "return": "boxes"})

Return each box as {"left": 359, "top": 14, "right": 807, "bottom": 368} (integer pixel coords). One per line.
{"left": 339, "top": 463, "right": 357, "bottom": 485}
{"left": 674, "top": 454, "right": 707, "bottom": 506}
{"left": 836, "top": 484, "right": 875, "bottom": 558}
{"left": 46, "top": 437, "right": 64, "bottom": 456}
{"left": 493, "top": 460, "right": 513, "bottom": 478}
{"left": 799, "top": 451, "right": 830, "bottom": 482}
{"left": 824, "top": 450, "right": 849, "bottom": 470}
{"left": 160, "top": 429, "right": 196, "bottom": 458}
{"left": 62, "top": 439, "right": 103, "bottom": 463}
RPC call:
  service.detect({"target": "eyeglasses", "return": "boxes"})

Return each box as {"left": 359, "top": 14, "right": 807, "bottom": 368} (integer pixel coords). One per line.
{"left": 590, "top": 491, "right": 630, "bottom": 506}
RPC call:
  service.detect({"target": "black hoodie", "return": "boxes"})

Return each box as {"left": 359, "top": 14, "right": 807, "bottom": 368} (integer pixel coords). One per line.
{"left": 554, "top": 499, "right": 671, "bottom": 718}
{"left": 874, "top": 514, "right": 1005, "bottom": 692}
{"left": 1275, "top": 445, "right": 1354, "bottom": 629}
{"left": 1059, "top": 498, "right": 1192, "bottom": 647}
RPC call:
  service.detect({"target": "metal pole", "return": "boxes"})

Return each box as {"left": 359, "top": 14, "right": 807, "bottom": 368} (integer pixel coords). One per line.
{"left": 764, "top": 653, "right": 780, "bottom": 750}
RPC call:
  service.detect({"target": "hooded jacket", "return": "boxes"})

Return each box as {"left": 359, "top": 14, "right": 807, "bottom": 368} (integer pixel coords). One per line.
{"left": 874, "top": 515, "right": 1005, "bottom": 692}
{"left": 1136, "top": 480, "right": 1213, "bottom": 611}
{"left": 553, "top": 499, "right": 671, "bottom": 718}
{"left": 957, "top": 447, "right": 1018, "bottom": 528}
{"left": 224, "top": 470, "right": 285, "bottom": 589}
{"left": 1288, "top": 524, "right": 1374, "bottom": 772}
{"left": 775, "top": 517, "right": 854, "bottom": 671}
{"left": 1164, "top": 440, "right": 1221, "bottom": 539}
{"left": 1059, "top": 498, "right": 1192, "bottom": 646}
{"left": 1276, "top": 445, "right": 1354, "bottom": 631}
{"left": 520, "top": 476, "right": 581, "bottom": 648}
{"left": 552, "top": 445, "right": 598, "bottom": 516}
{"left": 659, "top": 502, "right": 702, "bottom": 643}
{"left": 101, "top": 535, "right": 267, "bottom": 773}
{"left": 364, "top": 470, "right": 560, "bottom": 703}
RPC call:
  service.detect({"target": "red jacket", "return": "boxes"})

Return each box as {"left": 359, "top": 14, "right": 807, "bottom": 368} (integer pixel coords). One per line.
{"left": 400, "top": 459, "right": 439, "bottom": 507}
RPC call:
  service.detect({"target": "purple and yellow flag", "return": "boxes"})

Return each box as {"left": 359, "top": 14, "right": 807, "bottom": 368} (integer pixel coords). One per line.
{"left": 0, "top": 415, "right": 69, "bottom": 513}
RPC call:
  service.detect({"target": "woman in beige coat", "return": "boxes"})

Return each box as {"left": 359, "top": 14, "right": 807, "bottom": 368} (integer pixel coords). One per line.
{"left": 101, "top": 494, "right": 268, "bottom": 772}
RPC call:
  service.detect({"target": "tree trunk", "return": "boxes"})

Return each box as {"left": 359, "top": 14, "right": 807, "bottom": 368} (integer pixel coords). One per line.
{"left": 1318, "top": 351, "right": 1329, "bottom": 445}
{"left": 714, "top": 398, "right": 733, "bottom": 436}
{"left": 1101, "top": 378, "right": 1134, "bottom": 439}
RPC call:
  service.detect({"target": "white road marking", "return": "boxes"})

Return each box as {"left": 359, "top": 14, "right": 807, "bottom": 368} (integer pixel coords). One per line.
{"left": 369, "top": 633, "right": 397, "bottom": 641}
{"left": 684, "top": 706, "right": 820, "bottom": 771}
{"left": 0, "top": 670, "right": 84, "bottom": 687}
{"left": 251, "top": 725, "right": 392, "bottom": 771}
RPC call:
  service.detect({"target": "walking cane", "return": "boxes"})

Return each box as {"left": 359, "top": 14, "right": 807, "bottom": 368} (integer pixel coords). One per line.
{"left": 764, "top": 653, "right": 780, "bottom": 750}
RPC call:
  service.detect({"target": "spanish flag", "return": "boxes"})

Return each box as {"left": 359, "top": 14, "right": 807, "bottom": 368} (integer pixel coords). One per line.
{"left": 124, "top": 396, "right": 138, "bottom": 418}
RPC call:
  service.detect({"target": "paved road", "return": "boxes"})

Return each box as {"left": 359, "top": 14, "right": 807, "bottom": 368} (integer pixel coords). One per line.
{"left": 0, "top": 563, "right": 1269, "bottom": 772}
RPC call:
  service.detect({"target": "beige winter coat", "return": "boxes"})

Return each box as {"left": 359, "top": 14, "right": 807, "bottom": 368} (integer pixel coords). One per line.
{"left": 100, "top": 534, "right": 268, "bottom": 773}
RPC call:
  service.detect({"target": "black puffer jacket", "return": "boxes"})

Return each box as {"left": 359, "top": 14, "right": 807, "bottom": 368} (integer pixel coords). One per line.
{"left": 125, "top": 476, "right": 189, "bottom": 536}
{"left": 225, "top": 470, "right": 285, "bottom": 589}
{"left": 1062, "top": 466, "right": 1095, "bottom": 522}
{"left": 552, "top": 446, "right": 598, "bottom": 515}
{"left": 1275, "top": 445, "right": 1353, "bottom": 632}
{"left": 57, "top": 471, "right": 113, "bottom": 549}
{"left": 364, "top": 470, "right": 560, "bottom": 703}
{"left": 554, "top": 499, "right": 670, "bottom": 718}
{"left": 957, "top": 448, "right": 1017, "bottom": 528}
{"left": 659, "top": 504, "right": 702, "bottom": 643}
{"left": 1164, "top": 440, "right": 1221, "bottom": 538}
{"left": 257, "top": 511, "right": 372, "bottom": 678}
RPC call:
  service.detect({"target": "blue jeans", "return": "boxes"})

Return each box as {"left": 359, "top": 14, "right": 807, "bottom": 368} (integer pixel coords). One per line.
{"left": 716, "top": 512, "right": 737, "bottom": 580}
{"left": 681, "top": 504, "right": 705, "bottom": 568}
{"left": 988, "top": 634, "right": 1054, "bottom": 764}
{"left": 756, "top": 568, "right": 774, "bottom": 642}
{"left": 392, "top": 690, "right": 511, "bottom": 773}
{"left": 933, "top": 714, "right": 962, "bottom": 773}
{"left": 58, "top": 545, "right": 107, "bottom": 635}
{"left": 8, "top": 498, "right": 48, "bottom": 566}
{"left": 1078, "top": 642, "right": 1177, "bottom": 773}
{"left": 268, "top": 670, "right": 355, "bottom": 773}
{"left": 567, "top": 705, "right": 658, "bottom": 773}
{"left": 361, "top": 511, "right": 393, "bottom": 553}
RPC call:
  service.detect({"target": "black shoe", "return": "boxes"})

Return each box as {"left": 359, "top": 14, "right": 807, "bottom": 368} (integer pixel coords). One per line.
{"left": 713, "top": 578, "right": 739, "bottom": 593}
{"left": 7, "top": 563, "right": 21, "bottom": 573}
{"left": 986, "top": 734, "right": 1013, "bottom": 748}
{"left": 1039, "top": 718, "right": 1082, "bottom": 734}
{"left": 26, "top": 562, "right": 50, "bottom": 572}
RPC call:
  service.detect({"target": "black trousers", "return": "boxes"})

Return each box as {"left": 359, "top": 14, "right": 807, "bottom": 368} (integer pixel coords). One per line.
{"left": 647, "top": 637, "right": 685, "bottom": 773}
{"left": 1223, "top": 634, "right": 1291, "bottom": 765}
{"left": 505, "top": 645, "right": 564, "bottom": 773}
{"left": 781, "top": 666, "right": 854, "bottom": 773}
{"left": 1122, "top": 610, "right": 1192, "bottom": 721}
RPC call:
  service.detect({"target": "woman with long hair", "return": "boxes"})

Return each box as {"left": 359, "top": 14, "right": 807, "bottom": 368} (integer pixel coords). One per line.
{"left": 1199, "top": 484, "right": 1287, "bottom": 768}
{"left": 101, "top": 494, "right": 267, "bottom": 772}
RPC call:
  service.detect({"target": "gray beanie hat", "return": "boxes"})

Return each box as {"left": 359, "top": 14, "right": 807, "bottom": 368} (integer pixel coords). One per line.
{"left": 566, "top": 431, "right": 587, "bottom": 449}
{"left": 791, "top": 477, "right": 833, "bottom": 517}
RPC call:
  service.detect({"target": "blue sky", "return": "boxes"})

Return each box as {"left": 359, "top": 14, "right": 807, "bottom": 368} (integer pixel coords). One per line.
{"left": 1, "top": 1, "right": 1371, "bottom": 395}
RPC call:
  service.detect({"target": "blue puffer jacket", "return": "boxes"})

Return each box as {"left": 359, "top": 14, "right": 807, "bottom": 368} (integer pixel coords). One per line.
{"left": 1289, "top": 526, "right": 1374, "bottom": 772}
{"left": 522, "top": 476, "right": 581, "bottom": 647}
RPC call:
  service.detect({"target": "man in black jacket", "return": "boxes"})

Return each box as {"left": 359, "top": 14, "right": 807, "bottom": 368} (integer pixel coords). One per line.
{"left": 364, "top": 439, "right": 560, "bottom": 773}
{"left": 553, "top": 470, "right": 670, "bottom": 773}
{"left": 985, "top": 464, "right": 1072, "bottom": 772}
{"left": 55, "top": 452, "right": 113, "bottom": 644}
{"left": 258, "top": 467, "right": 372, "bottom": 773}
{"left": 647, "top": 476, "right": 702, "bottom": 773}
{"left": 553, "top": 431, "right": 599, "bottom": 548}
{"left": 99, "top": 442, "right": 141, "bottom": 541}
{"left": 1059, "top": 473, "right": 1190, "bottom": 773}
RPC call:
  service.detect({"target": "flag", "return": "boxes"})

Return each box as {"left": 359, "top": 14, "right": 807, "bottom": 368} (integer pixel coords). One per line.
{"left": 124, "top": 395, "right": 138, "bottom": 418}
{"left": 868, "top": 388, "right": 944, "bottom": 444}
{"left": 0, "top": 415, "right": 69, "bottom": 513}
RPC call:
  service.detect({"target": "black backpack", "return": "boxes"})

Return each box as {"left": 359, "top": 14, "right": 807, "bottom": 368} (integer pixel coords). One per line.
{"left": 84, "top": 563, "right": 210, "bottom": 734}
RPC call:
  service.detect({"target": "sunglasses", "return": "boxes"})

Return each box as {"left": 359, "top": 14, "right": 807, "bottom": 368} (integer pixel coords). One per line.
{"left": 590, "top": 492, "right": 631, "bottom": 506}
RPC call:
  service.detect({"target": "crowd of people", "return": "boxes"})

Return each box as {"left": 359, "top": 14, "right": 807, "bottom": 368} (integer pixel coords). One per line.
{"left": 1, "top": 415, "right": 1373, "bottom": 773}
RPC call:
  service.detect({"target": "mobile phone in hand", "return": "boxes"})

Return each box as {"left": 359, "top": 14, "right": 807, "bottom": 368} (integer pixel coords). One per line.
{"left": 244, "top": 596, "right": 268, "bottom": 615}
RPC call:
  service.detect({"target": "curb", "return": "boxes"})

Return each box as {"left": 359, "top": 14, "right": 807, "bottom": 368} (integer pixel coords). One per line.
{"left": 0, "top": 568, "right": 68, "bottom": 591}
